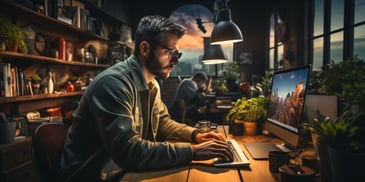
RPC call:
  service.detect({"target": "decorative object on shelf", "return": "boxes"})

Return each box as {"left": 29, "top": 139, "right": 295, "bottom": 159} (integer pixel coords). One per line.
{"left": 226, "top": 97, "right": 269, "bottom": 136}
{"left": 31, "top": 73, "right": 42, "bottom": 95}
{"left": 47, "top": 71, "right": 54, "bottom": 94}
{"left": 0, "top": 20, "right": 28, "bottom": 54}
{"left": 58, "top": 37, "right": 66, "bottom": 60}
{"left": 66, "top": 81, "right": 75, "bottom": 92}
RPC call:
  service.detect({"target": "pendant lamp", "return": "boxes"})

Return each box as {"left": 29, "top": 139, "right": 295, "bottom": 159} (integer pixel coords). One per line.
{"left": 202, "top": 37, "right": 228, "bottom": 65}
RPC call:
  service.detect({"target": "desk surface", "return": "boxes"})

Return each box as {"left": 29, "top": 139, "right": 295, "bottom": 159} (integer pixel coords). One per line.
{"left": 120, "top": 126, "right": 317, "bottom": 182}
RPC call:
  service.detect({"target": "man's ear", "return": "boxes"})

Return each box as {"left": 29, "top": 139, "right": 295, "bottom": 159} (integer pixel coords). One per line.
{"left": 140, "top": 41, "right": 150, "bottom": 57}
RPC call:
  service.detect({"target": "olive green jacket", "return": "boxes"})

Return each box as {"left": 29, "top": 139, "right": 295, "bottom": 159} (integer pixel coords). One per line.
{"left": 59, "top": 55, "right": 197, "bottom": 181}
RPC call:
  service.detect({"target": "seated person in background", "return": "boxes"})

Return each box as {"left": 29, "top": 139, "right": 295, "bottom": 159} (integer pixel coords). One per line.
{"left": 169, "top": 72, "right": 212, "bottom": 125}
{"left": 58, "top": 15, "right": 232, "bottom": 181}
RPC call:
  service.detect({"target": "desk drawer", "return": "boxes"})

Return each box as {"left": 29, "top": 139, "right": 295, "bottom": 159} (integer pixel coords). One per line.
{"left": 0, "top": 138, "right": 32, "bottom": 171}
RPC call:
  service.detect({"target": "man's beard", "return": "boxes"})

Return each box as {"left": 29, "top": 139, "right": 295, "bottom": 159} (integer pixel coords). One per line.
{"left": 145, "top": 53, "right": 174, "bottom": 79}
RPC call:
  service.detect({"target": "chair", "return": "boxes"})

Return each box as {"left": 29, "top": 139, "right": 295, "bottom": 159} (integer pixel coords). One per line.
{"left": 31, "top": 123, "right": 68, "bottom": 181}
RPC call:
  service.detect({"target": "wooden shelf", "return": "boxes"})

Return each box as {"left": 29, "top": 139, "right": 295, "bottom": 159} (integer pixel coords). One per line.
{"left": 0, "top": 0, "right": 108, "bottom": 41}
{"left": 0, "top": 91, "right": 84, "bottom": 103}
{"left": 3, "top": 51, "right": 110, "bottom": 68}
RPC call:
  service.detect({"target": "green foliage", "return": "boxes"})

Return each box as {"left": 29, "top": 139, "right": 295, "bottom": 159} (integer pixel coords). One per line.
{"left": 258, "top": 70, "right": 273, "bottom": 97}
{"left": 0, "top": 20, "right": 28, "bottom": 54}
{"left": 226, "top": 97, "right": 269, "bottom": 122}
{"left": 322, "top": 57, "right": 365, "bottom": 106}
{"left": 31, "top": 74, "right": 42, "bottom": 84}
{"left": 215, "top": 78, "right": 228, "bottom": 92}
{"left": 221, "top": 61, "right": 240, "bottom": 80}
{"left": 303, "top": 109, "right": 365, "bottom": 153}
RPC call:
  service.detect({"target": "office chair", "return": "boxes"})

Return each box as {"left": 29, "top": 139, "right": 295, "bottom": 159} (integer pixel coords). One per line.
{"left": 31, "top": 123, "right": 68, "bottom": 181}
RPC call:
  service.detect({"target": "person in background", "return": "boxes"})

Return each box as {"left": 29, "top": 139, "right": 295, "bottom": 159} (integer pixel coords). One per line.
{"left": 169, "top": 72, "right": 212, "bottom": 125}
{"left": 58, "top": 15, "right": 232, "bottom": 181}
{"left": 280, "top": 50, "right": 296, "bottom": 69}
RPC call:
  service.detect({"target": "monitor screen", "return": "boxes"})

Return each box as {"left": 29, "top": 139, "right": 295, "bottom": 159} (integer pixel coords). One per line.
{"left": 265, "top": 65, "right": 311, "bottom": 149}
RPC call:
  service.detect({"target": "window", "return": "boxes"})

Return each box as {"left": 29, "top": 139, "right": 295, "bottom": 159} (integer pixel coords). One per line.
{"left": 169, "top": 4, "right": 233, "bottom": 77}
{"left": 268, "top": 13, "right": 284, "bottom": 71}
{"left": 312, "top": 0, "right": 365, "bottom": 71}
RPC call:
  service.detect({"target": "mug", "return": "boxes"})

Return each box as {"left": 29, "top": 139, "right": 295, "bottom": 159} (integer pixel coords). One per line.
{"left": 269, "top": 151, "right": 290, "bottom": 173}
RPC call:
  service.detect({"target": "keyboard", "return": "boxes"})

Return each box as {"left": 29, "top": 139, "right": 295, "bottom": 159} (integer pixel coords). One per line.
{"left": 214, "top": 139, "right": 250, "bottom": 167}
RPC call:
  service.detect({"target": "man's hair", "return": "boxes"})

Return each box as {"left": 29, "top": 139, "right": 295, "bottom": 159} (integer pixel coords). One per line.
{"left": 133, "top": 15, "right": 185, "bottom": 56}
{"left": 192, "top": 72, "right": 208, "bottom": 82}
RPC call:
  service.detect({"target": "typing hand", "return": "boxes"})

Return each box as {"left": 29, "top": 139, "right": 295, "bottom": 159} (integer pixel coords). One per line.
{"left": 191, "top": 140, "right": 234, "bottom": 162}
{"left": 195, "top": 131, "right": 226, "bottom": 143}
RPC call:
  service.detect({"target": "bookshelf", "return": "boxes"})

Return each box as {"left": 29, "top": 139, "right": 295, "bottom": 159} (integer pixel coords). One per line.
{"left": 0, "top": 0, "right": 131, "bottom": 115}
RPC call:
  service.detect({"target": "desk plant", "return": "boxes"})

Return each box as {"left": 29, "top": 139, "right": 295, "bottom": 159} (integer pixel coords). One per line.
{"left": 302, "top": 109, "right": 365, "bottom": 182}
{"left": 226, "top": 96, "right": 269, "bottom": 135}
{"left": 0, "top": 20, "right": 28, "bottom": 54}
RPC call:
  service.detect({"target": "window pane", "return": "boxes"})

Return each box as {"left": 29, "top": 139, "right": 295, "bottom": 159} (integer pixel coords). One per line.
{"left": 354, "top": 25, "right": 365, "bottom": 59}
{"left": 331, "top": 0, "right": 344, "bottom": 31}
{"left": 270, "top": 14, "right": 275, "bottom": 47}
{"left": 314, "top": 0, "right": 324, "bottom": 36}
{"left": 313, "top": 38, "right": 324, "bottom": 71}
{"left": 330, "top": 31, "right": 343, "bottom": 63}
{"left": 355, "top": 0, "right": 365, "bottom": 24}
{"left": 270, "top": 49, "right": 274, "bottom": 70}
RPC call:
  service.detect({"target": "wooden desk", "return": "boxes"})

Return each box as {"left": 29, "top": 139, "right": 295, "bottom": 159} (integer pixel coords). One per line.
{"left": 119, "top": 126, "right": 317, "bottom": 182}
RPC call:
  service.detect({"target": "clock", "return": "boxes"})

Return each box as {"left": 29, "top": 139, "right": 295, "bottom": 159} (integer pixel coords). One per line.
{"left": 34, "top": 32, "right": 47, "bottom": 55}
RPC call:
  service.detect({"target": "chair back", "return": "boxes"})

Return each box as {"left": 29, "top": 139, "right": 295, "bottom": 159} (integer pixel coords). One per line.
{"left": 31, "top": 123, "right": 68, "bottom": 181}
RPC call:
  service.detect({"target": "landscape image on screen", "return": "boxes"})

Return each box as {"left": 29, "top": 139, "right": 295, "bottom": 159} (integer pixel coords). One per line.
{"left": 267, "top": 69, "right": 309, "bottom": 133}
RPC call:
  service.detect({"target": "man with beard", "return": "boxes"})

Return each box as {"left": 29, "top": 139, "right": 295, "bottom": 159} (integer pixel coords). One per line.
{"left": 58, "top": 15, "right": 233, "bottom": 181}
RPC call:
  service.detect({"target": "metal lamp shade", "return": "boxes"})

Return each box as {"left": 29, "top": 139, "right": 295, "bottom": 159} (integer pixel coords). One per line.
{"left": 211, "top": 9, "right": 243, "bottom": 45}
{"left": 202, "top": 37, "right": 227, "bottom": 65}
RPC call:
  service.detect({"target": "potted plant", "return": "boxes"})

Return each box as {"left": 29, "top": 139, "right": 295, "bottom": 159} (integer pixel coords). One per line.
{"left": 214, "top": 78, "right": 228, "bottom": 95}
{"left": 226, "top": 96, "right": 269, "bottom": 135}
{"left": 220, "top": 61, "right": 240, "bottom": 92}
{"left": 0, "top": 20, "right": 28, "bottom": 54}
{"left": 302, "top": 109, "right": 365, "bottom": 182}
{"left": 31, "top": 73, "right": 42, "bottom": 94}
{"left": 321, "top": 56, "right": 365, "bottom": 113}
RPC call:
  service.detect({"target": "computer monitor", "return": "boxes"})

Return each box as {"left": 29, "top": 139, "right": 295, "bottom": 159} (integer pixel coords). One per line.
{"left": 243, "top": 65, "right": 311, "bottom": 160}
{"left": 265, "top": 65, "right": 311, "bottom": 150}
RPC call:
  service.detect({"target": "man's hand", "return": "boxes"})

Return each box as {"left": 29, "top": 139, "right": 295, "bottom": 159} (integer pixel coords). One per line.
{"left": 195, "top": 131, "right": 226, "bottom": 143}
{"left": 191, "top": 140, "right": 233, "bottom": 162}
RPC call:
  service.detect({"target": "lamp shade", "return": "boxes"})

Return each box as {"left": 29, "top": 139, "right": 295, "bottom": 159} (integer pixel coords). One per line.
{"left": 202, "top": 37, "right": 227, "bottom": 65}
{"left": 211, "top": 9, "right": 243, "bottom": 45}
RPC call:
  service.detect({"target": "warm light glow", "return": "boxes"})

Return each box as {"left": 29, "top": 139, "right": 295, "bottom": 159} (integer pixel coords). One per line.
{"left": 202, "top": 59, "right": 228, "bottom": 64}
{"left": 211, "top": 39, "right": 242, "bottom": 45}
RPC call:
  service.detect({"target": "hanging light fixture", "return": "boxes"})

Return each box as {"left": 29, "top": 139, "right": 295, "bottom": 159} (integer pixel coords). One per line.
{"left": 210, "top": 0, "right": 243, "bottom": 45}
{"left": 202, "top": 37, "right": 228, "bottom": 64}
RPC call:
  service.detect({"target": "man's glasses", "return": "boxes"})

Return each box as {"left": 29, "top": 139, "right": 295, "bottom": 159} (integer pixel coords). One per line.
{"left": 159, "top": 44, "right": 182, "bottom": 65}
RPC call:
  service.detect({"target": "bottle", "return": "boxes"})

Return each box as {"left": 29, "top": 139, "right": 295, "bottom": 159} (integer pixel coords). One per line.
{"left": 59, "top": 37, "right": 66, "bottom": 60}
{"left": 48, "top": 71, "right": 54, "bottom": 94}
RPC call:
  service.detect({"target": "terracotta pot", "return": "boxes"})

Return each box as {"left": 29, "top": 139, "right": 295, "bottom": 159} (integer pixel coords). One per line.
{"left": 243, "top": 121, "right": 258, "bottom": 136}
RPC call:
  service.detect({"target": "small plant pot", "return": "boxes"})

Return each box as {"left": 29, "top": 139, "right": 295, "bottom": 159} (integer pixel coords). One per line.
{"left": 243, "top": 121, "right": 258, "bottom": 136}
{"left": 32, "top": 83, "right": 40, "bottom": 95}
